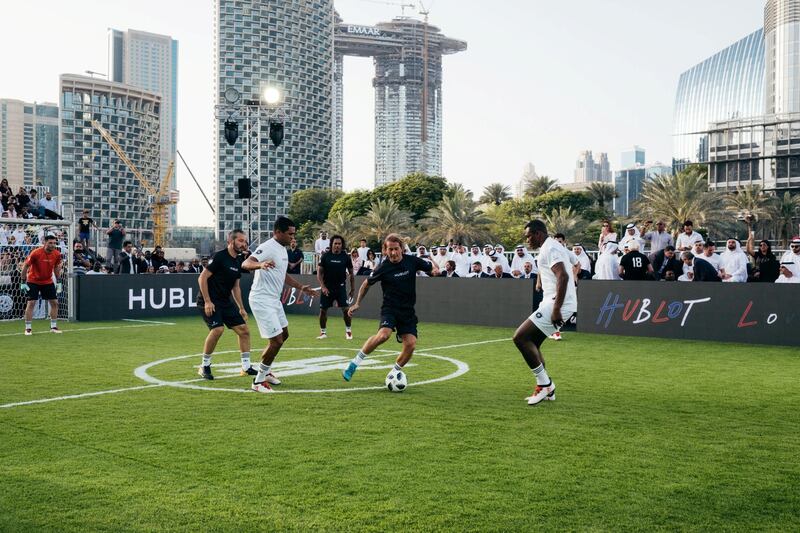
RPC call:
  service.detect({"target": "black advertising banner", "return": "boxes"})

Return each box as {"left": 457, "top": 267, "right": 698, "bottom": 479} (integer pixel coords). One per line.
{"left": 76, "top": 274, "right": 538, "bottom": 328}
{"left": 578, "top": 281, "right": 800, "bottom": 347}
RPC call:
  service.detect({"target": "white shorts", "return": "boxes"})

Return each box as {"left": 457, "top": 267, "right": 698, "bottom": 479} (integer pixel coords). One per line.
{"left": 249, "top": 296, "right": 288, "bottom": 339}
{"left": 528, "top": 299, "right": 576, "bottom": 337}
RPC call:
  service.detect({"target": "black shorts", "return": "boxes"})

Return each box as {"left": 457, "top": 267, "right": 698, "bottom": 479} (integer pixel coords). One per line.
{"left": 198, "top": 299, "right": 245, "bottom": 330}
{"left": 379, "top": 309, "right": 418, "bottom": 342}
{"left": 27, "top": 282, "right": 57, "bottom": 301}
{"left": 320, "top": 285, "right": 349, "bottom": 310}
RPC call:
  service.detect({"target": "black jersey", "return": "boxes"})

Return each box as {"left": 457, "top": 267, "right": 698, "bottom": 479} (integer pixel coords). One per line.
{"left": 319, "top": 251, "right": 352, "bottom": 288}
{"left": 619, "top": 251, "right": 651, "bottom": 280}
{"left": 367, "top": 254, "right": 432, "bottom": 312}
{"left": 200, "top": 249, "right": 246, "bottom": 303}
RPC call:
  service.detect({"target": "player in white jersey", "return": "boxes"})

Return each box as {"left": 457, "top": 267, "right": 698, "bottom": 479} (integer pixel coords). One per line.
{"left": 512, "top": 220, "right": 577, "bottom": 406}
{"left": 243, "top": 216, "right": 317, "bottom": 393}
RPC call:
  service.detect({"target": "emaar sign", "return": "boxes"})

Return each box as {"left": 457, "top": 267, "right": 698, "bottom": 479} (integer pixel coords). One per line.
{"left": 346, "top": 25, "right": 381, "bottom": 36}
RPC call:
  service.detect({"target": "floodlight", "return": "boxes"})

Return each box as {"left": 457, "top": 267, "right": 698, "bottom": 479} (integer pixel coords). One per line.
{"left": 224, "top": 120, "right": 239, "bottom": 146}
{"left": 262, "top": 86, "right": 282, "bottom": 105}
{"left": 269, "top": 121, "right": 284, "bottom": 147}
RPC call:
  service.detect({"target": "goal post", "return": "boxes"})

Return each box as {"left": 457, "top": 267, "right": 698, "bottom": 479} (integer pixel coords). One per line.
{"left": 0, "top": 218, "right": 74, "bottom": 322}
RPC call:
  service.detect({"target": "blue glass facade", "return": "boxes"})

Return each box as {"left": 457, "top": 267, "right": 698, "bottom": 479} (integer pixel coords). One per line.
{"left": 614, "top": 164, "right": 673, "bottom": 217}
{"left": 673, "top": 29, "right": 765, "bottom": 170}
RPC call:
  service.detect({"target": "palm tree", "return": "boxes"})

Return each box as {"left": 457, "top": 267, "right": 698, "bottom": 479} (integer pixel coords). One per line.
{"left": 321, "top": 211, "right": 360, "bottom": 246}
{"left": 356, "top": 198, "right": 414, "bottom": 242}
{"left": 479, "top": 183, "right": 511, "bottom": 206}
{"left": 768, "top": 191, "right": 800, "bottom": 246}
{"left": 586, "top": 182, "right": 618, "bottom": 211}
{"left": 524, "top": 175, "right": 560, "bottom": 197}
{"left": 724, "top": 184, "right": 773, "bottom": 236}
{"left": 631, "top": 167, "right": 724, "bottom": 236}
{"left": 541, "top": 206, "right": 586, "bottom": 242}
{"left": 419, "top": 189, "right": 494, "bottom": 244}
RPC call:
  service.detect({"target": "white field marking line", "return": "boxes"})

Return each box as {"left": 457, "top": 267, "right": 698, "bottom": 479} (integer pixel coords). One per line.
{"left": 0, "top": 322, "right": 176, "bottom": 338}
{"left": 122, "top": 319, "right": 177, "bottom": 325}
{"left": 0, "top": 337, "right": 505, "bottom": 408}
{"left": 0, "top": 348, "right": 364, "bottom": 409}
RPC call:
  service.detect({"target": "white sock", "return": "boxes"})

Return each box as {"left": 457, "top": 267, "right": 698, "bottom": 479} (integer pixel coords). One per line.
{"left": 346, "top": 326, "right": 352, "bottom": 333}
{"left": 25, "top": 321, "right": 32, "bottom": 330}
{"left": 50, "top": 319, "right": 57, "bottom": 329}
{"left": 320, "top": 328, "right": 327, "bottom": 334}
{"left": 351, "top": 351, "right": 366, "bottom": 367}
{"left": 202, "top": 354, "right": 212, "bottom": 367}
{"left": 241, "top": 352, "right": 251, "bottom": 370}
{"left": 532, "top": 364, "right": 550, "bottom": 386}
{"left": 255, "top": 362, "right": 271, "bottom": 383}
{"left": 393, "top": 363, "right": 403, "bottom": 372}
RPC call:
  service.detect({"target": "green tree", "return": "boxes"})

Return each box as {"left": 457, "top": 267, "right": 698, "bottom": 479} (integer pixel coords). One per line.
{"left": 631, "top": 166, "right": 724, "bottom": 237}
{"left": 485, "top": 200, "right": 538, "bottom": 249}
{"left": 328, "top": 189, "right": 374, "bottom": 218}
{"left": 768, "top": 191, "right": 800, "bottom": 246}
{"left": 288, "top": 189, "right": 343, "bottom": 225}
{"left": 586, "top": 182, "right": 618, "bottom": 212}
{"left": 529, "top": 189, "right": 594, "bottom": 214}
{"left": 542, "top": 206, "right": 587, "bottom": 242}
{"left": 524, "top": 175, "right": 560, "bottom": 197}
{"left": 479, "top": 183, "right": 512, "bottom": 206}
{"left": 321, "top": 211, "right": 361, "bottom": 248}
{"left": 724, "top": 184, "right": 773, "bottom": 237}
{"left": 374, "top": 173, "right": 450, "bottom": 220}
{"left": 419, "top": 189, "right": 493, "bottom": 244}
{"left": 357, "top": 199, "right": 415, "bottom": 242}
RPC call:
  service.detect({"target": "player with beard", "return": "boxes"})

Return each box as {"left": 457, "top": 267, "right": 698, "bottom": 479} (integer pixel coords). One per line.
{"left": 244, "top": 216, "right": 318, "bottom": 393}
{"left": 20, "top": 234, "right": 63, "bottom": 335}
{"left": 512, "top": 220, "right": 577, "bottom": 406}
{"left": 196, "top": 229, "right": 258, "bottom": 380}
{"left": 316, "top": 234, "right": 355, "bottom": 340}
{"left": 342, "top": 233, "right": 439, "bottom": 384}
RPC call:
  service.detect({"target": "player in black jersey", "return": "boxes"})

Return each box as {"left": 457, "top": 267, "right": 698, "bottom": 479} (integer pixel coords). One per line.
{"left": 342, "top": 233, "right": 438, "bottom": 382}
{"left": 196, "top": 229, "right": 255, "bottom": 380}
{"left": 316, "top": 235, "right": 355, "bottom": 340}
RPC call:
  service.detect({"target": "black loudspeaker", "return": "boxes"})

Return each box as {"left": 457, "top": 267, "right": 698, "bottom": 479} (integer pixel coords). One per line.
{"left": 237, "top": 178, "right": 252, "bottom": 199}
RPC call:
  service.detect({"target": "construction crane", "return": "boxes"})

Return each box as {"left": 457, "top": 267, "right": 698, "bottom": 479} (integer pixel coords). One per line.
{"left": 91, "top": 120, "right": 178, "bottom": 247}
{"left": 360, "top": 0, "right": 416, "bottom": 16}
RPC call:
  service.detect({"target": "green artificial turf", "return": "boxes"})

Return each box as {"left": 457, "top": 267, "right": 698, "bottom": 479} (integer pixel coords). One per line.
{"left": 0, "top": 315, "right": 798, "bottom": 532}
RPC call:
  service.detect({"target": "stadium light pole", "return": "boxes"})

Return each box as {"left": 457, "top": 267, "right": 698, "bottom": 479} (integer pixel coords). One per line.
{"left": 215, "top": 85, "right": 288, "bottom": 243}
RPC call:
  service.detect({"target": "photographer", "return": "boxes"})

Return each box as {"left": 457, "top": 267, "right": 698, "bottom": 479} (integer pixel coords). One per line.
{"left": 105, "top": 220, "right": 126, "bottom": 268}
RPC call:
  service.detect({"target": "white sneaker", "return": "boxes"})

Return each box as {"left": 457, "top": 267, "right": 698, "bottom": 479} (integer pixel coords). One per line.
{"left": 50, "top": 327, "right": 63, "bottom": 334}
{"left": 317, "top": 332, "right": 328, "bottom": 340}
{"left": 551, "top": 331, "right": 562, "bottom": 341}
{"left": 526, "top": 382, "right": 556, "bottom": 405}
{"left": 345, "top": 331, "right": 353, "bottom": 340}
{"left": 24, "top": 328, "right": 32, "bottom": 336}
{"left": 251, "top": 380, "right": 274, "bottom": 394}
{"left": 264, "top": 372, "right": 281, "bottom": 386}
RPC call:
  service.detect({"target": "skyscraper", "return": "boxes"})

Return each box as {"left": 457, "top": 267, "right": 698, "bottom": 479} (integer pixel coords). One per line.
{"left": 214, "top": 0, "right": 334, "bottom": 241}
{"left": 333, "top": 18, "right": 466, "bottom": 188}
{"left": 0, "top": 99, "right": 59, "bottom": 193}
{"left": 109, "top": 28, "right": 178, "bottom": 226}
{"left": 574, "top": 150, "right": 611, "bottom": 183}
{"left": 765, "top": 0, "right": 800, "bottom": 114}
{"left": 59, "top": 74, "right": 162, "bottom": 232}
{"left": 620, "top": 146, "right": 645, "bottom": 169}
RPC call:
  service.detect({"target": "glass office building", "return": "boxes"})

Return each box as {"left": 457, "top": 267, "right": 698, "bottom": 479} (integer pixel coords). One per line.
{"left": 214, "top": 0, "right": 334, "bottom": 242}
{"left": 614, "top": 163, "right": 672, "bottom": 216}
{"left": 59, "top": 74, "right": 162, "bottom": 231}
{"left": 0, "top": 100, "right": 59, "bottom": 194}
{"left": 673, "top": 29, "right": 765, "bottom": 170}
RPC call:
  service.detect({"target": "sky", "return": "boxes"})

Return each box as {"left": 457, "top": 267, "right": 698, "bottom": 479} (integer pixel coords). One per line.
{"left": 0, "top": 0, "right": 765, "bottom": 226}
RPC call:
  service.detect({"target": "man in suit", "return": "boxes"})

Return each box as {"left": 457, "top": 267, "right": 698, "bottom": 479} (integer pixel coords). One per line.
{"left": 651, "top": 245, "right": 683, "bottom": 281}
{"left": 467, "top": 261, "right": 491, "bottom": 278}
{"left": 491, "top": 264, "right": 512, "bottom": 278}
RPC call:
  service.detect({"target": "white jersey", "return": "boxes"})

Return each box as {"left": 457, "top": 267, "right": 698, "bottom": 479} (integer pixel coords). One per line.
{"left": 537, "top": 237, "right": 577, "bottom": 310}
{"left": 250, "top": 238, "right": 289, "bottom": 301}
{"left": 700, "top": 252, "right": 721, "bottom": 272}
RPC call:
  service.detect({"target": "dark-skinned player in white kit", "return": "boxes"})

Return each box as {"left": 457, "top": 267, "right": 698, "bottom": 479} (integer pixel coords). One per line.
{"left": 512, "top": 219, "right": 577, "bottom": 405}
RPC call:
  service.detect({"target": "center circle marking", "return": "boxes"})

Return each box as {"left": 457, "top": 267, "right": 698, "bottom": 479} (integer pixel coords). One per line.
{"left": 134, "top": 347, "right": 469, "bottom": 394}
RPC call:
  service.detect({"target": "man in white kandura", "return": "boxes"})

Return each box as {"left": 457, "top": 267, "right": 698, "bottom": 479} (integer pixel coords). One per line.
{"left": 243, "top": 216, "right": 317, "bottom": 393}
{"left": 512, "top": 219, "right": 577, "bottom": 406}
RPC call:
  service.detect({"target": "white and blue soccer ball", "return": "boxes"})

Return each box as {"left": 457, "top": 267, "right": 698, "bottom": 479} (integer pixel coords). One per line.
{"left": 385, "top": 370, "right": 407, "bottom": 392}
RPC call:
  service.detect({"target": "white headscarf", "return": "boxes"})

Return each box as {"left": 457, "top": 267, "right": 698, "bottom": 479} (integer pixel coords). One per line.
{"left": 511, "top": 245, "right": 535, "bottom": 274}
{"left": 572, "top": 244, "right": 592, "bottom": 271}
{"left": 776, "top": 242, "right": 800, "bottom": 283}
{"left": 593, "top": 241, "right": 621, "bottom": 280}
{"left": 720, "top": 239, "right": 748, "bottom": 282}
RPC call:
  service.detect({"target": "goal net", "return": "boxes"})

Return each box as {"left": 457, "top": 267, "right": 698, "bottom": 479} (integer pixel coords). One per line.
{"left": 0, "top": 219, "right": 74, "bottom": 321}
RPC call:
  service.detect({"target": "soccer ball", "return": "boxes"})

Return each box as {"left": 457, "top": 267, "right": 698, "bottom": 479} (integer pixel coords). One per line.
{"left": 385, "top": 370, "right": 408, "bottom": 392}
